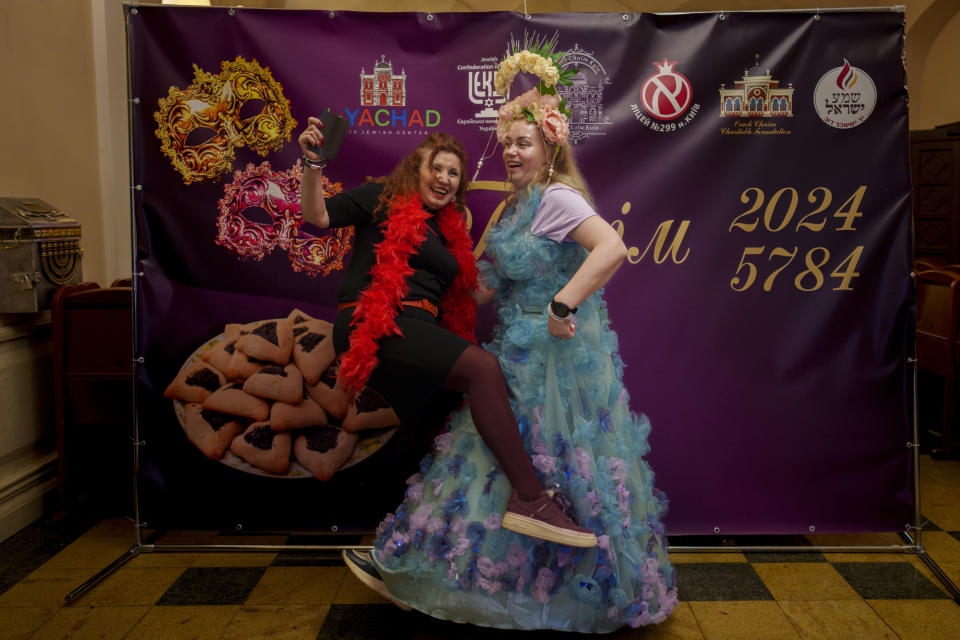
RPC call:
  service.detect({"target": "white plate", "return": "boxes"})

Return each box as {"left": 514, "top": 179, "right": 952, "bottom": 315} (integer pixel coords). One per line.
{"left": 172, "top": 325, "right": 398, "bottom": 479}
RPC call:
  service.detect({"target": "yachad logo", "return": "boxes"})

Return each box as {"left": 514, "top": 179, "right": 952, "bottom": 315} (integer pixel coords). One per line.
{"left": 555, "top": 44, "right": 613, "bottom": 144}
{"left": 719, "top": 66, "right": 794, "bottom": 137}
{"left": 456, "top": 56, "right": 504, "bottom": 133}
{"left": 630, "top": 59, "right": 700, "bottom": 133}
{"left": 346, "top": 54, "right": 441, "bottom": 135}
{"left": 814, "top": 59, "right": 876, "bottom": 129}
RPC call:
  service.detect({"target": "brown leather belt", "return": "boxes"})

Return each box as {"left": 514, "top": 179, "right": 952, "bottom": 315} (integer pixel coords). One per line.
{"left": 337, "top": 298, "right": 439, "bottom": 318}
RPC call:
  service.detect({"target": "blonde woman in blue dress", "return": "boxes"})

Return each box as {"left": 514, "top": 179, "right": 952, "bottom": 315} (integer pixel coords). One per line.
{"left": 344, "top": 37, "right": 677, "bottom": 633}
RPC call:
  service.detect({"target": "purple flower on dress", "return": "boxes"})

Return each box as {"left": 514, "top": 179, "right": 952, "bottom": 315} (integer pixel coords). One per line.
{"left": 642, "top": 557, "right": 660, "bottom": 581}
{"left": 443, "top": 489, "right": 468, "bottom": 521}
{"left": 508, "top": 347, "right": 529, "bottom": 364}
{"left": 507, "top": 543, "right": 528, "bottom": 567}
{"left": 375, "top": 513, "right": 395, "bottom": 538}
{"left": 587, "top": 490, "right": 602, "bottom": 516}
{"left": 425, "top": 517, "right": 444, "bottom": 534}
{"left": 658, "top": 585, "right": 679, "bottom": 619}
{"left": 405, "top": 482, "right": 424, "bottom": 503}
{"left": 450, "top": 516, "right": 467, "bottom": 535}
{"left": 597, "top": 407, "right": 613, "bottom": 433}
{"left": 608, "top": 458, "right": 628, "bottom": 483}
{"left": 467, "top": 522, "right": 487, "bottom": 546}
{"left": 432, "top": 478, "right": 443, "bottom": 496}
{"left": 532, "top": 454, "right": 556, "bottom": 475}
{"left": 531, "top": 419, "right": 548, "bottom": 455}
{"left": 478, "top": 576, "right": 502, "bottom": 595}
{"left": 477, "top": 557, "right": 509, "bottom": 578}
{"left": 629, "top": 602, "right": 655, "bottom": 628}
{"left": 482, "top": 467, "right": 500, "bottom": 494}
{"left": 556, "top": 545, "right": 578, "bottom": 568}
{"left": 573, "top": 447, "right": 592, "bottom": 481}
{"left": 597, "top": 534, "right": 617, "bottom": 566}
{"left": 448, "top": 454, "right": 465, "bottom": 476}
{"left": 445, "top": 537, "right": 471, "bottom": 559}
{"left": 483, "top": 513, "right": 502, "bottom": 530}
{"left": 384, "top": 531, "right": 410, "bottom": 558}
{"left": 427, "top": 533, "right": 450, "bottom": 560}
{"left": 517, "top": 416, "right": 530, "bottom": 439}
{"left": 434, "top": 432, "right": 453, "bottom": 454}
{"left": 531, "top": 567, "right": 556, "bottom": 604}
{"left": 408, "top": 504, "right": 432, "bottom": 532}
{"left": 618, "top": 484, "right": 631, "bottom": 529}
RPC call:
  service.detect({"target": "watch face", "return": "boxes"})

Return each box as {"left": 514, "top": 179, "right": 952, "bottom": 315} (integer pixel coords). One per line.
{"left": 551, "top": 300, "right": 570, "bottom": 317}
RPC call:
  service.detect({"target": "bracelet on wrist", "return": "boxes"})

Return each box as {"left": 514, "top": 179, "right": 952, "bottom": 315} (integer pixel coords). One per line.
{"left": 546, "top": 303, "right": 572, "bottom": 324}
{"left": 302, "top": 154, "right": 326, "bottom": 170}
{"left": 549, "top": 297, "right": 577, "bottom": 319}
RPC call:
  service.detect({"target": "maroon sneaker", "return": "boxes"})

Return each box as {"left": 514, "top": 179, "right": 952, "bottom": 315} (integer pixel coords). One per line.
{"left": 501, "top": 489, "right": 598, "bottom": 547}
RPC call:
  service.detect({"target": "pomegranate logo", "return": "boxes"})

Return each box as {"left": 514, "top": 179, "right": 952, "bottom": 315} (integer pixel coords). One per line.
{"left": 630, "top": 58, "right": 700, "bottom": 133}
{"left": 640, "top": 59, "right": 692, "bottom": 121}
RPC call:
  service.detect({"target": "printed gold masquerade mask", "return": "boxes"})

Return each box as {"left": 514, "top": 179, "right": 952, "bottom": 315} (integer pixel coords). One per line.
{"left": 155, "top": 57, "right": 296, "bottom": 184}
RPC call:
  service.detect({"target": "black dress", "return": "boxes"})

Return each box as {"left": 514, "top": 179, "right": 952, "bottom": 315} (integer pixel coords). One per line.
{"left": 325, "top": 182, "right": 472, "bottom": 427}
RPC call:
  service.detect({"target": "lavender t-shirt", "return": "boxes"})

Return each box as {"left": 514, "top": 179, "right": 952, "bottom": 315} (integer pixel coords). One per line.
{"left": 530, "top": 184, "right": 598, "bottom": 243}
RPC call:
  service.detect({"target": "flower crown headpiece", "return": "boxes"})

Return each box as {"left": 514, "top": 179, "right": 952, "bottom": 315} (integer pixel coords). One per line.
{"left": 494, "top": 33, "right": 579, "bottom": 146}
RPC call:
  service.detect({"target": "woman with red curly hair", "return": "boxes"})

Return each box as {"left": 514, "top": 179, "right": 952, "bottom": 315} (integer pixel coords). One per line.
{"left": 298, "top": 122, "right": 596, "bottom": 568}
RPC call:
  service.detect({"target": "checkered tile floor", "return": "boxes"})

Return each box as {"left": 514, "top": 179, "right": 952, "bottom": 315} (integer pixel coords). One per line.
{"left": 1, "top": 455, "right": 958, "bottom": 639}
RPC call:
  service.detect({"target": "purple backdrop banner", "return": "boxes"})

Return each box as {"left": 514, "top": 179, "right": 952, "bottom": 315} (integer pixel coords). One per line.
{"left": 128, "top": 6, "right": 913, "bottom": 534}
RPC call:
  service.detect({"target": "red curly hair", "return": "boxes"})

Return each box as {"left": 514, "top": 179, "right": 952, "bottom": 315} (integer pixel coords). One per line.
{"left": 373, "top": 132, "right": 470, "bottom": 218}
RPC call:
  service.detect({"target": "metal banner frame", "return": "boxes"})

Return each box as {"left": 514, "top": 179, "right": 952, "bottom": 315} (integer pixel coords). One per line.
{"left": 65, "top": 3, "right": 959, "bottom": 605}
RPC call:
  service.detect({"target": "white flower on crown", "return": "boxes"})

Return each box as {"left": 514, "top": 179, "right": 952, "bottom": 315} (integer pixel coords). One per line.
{"left": 493, "top": 50, "right": 557, "bottom": 99}
{"left": 492, "top": 36, "right": 577, "bottom": 146}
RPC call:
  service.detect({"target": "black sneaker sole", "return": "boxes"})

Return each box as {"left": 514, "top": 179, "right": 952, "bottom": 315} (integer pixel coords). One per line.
{"left": 342, "top": 549, "right": 412, "bottom": 611}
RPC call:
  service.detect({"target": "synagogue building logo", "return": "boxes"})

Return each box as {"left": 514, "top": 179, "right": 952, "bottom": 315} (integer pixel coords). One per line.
{"left": 346, "top": 54, "right": 440, "bottom": 134}
{"left": 555, "top": 44, "right": 613, "bottom": 144}
{"left": 719, "top": 66, "right": 794, "bottom": 136}
{"left": 360, "top": 54, "right": 406, "bottom": 106}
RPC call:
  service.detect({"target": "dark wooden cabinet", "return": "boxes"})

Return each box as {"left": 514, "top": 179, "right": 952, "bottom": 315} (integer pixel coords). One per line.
{"left": 912, "top": 123, "right": 960, "bottom": 263}
{"left": 52, "top": 283, "right": 133, "bottom": 514}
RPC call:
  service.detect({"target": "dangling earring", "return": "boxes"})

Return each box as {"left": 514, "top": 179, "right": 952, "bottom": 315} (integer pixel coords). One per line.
{"left": 547, "top": 146, "right": 559, "bottom": 181}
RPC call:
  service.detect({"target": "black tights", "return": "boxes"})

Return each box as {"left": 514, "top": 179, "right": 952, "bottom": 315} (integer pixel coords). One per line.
{"left": 441, "top": 345, "right": 543, "bottom": 501}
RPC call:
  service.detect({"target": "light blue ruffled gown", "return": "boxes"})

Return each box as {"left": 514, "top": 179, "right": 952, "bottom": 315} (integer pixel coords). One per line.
{"left": 371, "top": 187, "right": 677, "bottom": 633}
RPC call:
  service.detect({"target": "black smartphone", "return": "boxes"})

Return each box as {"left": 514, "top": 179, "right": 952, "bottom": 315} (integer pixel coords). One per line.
{"left": 309, "top": 110, "right": 348, "bottom": 162}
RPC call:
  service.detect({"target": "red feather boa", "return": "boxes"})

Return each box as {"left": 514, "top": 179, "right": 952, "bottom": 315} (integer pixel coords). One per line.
{"left": 338, "top": 192, "right": 478, "bottom": 397}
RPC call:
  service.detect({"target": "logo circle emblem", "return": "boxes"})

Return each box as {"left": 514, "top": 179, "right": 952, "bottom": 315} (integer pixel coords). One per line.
{"left": 813, "top": 59, "right": 877, "bottom": 129}
{"left": 640, "top": 60, "right": 692, "bottom": 121}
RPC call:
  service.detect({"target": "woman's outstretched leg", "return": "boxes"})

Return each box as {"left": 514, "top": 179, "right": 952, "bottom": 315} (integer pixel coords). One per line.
{"left": 442, "top": 345, "right": 597, "bottom": 547}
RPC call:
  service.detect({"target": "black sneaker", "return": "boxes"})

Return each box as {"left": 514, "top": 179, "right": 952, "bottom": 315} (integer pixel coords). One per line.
{"left": 341, "top": 549, "right": 412, "bottom": 611}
